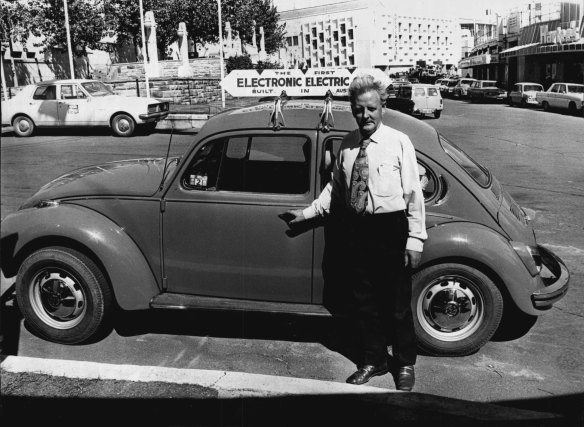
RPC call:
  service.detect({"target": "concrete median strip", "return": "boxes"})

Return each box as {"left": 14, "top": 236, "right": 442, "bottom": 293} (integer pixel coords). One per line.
{"left": 1, "top": 355, "right": 391, "bottom": 398}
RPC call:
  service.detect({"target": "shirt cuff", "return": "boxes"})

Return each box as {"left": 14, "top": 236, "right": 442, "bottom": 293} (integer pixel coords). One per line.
{"left": 406, "top": 237, "right": 424, "bottom": 252}
{"left": 302, "top": 206, "right": 317, "bottom": 220}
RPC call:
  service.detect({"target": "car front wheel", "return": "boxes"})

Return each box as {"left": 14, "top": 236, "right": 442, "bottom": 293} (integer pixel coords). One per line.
{"left": 112, "top": 113, "right": 135, "bottom": 137}
{"left": 542, "top": 101, "right": 550, "bottom": 111}
{"left": 12, "top": 115, "right": 35, "bottom": 137}
{"left": 412, "top": 263, "right": 503, "bottom": 356}
{"left": 16, "top": 247, "right": 113, "bottom": 344}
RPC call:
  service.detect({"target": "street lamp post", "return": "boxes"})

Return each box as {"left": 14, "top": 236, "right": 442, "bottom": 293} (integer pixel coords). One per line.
{"left": 217, "top": 0, "right": 225, "bottom": 109}
{"left": 63, "top": 0, "right": 75, "bottom": 79}
{"left": 138, "top": 0, "right": 150, "bottom": 98}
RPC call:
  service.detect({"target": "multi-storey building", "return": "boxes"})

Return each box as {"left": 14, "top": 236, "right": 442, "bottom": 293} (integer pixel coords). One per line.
{"left": 279, "top": 0, "right": 463, "bottom": 73}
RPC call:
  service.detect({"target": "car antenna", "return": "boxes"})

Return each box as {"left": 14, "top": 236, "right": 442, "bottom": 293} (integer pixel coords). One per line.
{"left": 158, "top": 123, "right": 175, "bottom": 192}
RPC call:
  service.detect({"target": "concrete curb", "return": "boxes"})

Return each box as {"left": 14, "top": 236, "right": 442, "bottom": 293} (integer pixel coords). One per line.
{"left": 1, "top": 355, "right": 391, "bottom": 398}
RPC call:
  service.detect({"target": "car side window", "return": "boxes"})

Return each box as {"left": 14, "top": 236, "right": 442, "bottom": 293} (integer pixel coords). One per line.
{"left": 551, "top": 85, "right": 559, "bottom": 93}
{"left": 33, "top": 85, "right": 57, "bottom": 100}
{"left": 182, "top": 135, "right": 311, "bottom": 195}
{"left": 417, "top": 161, "right": 439, "bottom": 202}
{"left": 60, "top": 85, "right": 87, "bottom": 99}
{"left": 513, "top": 84, "right": 520, "bottom": 92}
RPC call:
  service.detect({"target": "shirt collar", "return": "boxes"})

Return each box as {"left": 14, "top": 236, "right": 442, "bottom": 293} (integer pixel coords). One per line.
{"left": 368, "top": 123, "right": 390, "bottom": 144}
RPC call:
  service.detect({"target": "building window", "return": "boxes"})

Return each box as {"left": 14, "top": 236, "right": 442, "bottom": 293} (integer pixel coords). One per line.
{"left": 293, "top": 36, "right": 299, "bottom": 46}
{"left": 341, "top": 36, "right": 346, "bottom": 47}
{"left": 319, "top": 33, "right": 324, "bottom": 43}
{"left": 320, "top": 58, "right": 325, "bottom": 66}
{"left": 305, "top": 34, "right": 310, "bottom": 44}
{"left": 340, "top": 23, "right": 346, "bottom": 33}
{"left": 334, "top": 56, "right": 339, "bottom": 66}
{"left": 312, "top": 40, "right": 317, "bottom": 49}
{"left": 348, "top": 28, "right": 353, "bottom": 39}
{"left": 349, "top": 54, "right": 354, "bottom": 65}
{"left": 312, "top": 27, "right": 317, "bottom": 37}
{"left": 333, "top": 31, "right": 339, "bottom": 42}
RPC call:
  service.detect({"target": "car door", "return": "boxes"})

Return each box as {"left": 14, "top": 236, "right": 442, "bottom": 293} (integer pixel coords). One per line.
{"left": 30, "top": 85, "right": 59, "bottom": 126}
{"left": 57, "top": 84, "right": 91, "bottom": 125}
{"left": 413, "top": 87, "right": 428, "bottom": 111}
{"left": 549, "top": 84, "right": 560, "bottom": 108}
{"left": 162, "top": 130, "right": 317, "bottom": 303}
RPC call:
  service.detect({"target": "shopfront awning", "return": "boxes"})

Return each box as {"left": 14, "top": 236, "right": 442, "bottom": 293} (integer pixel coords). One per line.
{"left": 500, "top": 40, "right": 584, "bottom": 58}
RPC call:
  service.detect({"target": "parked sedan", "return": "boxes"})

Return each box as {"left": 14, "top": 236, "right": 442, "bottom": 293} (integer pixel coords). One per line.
{"left": 508, "top": 83, "right": 544, "bottom": 107}
{"left": 453, "top": 78, "right": 477, "bottom": 99}
{"left": 1, "top": 79, "right": 169, "bottom": 137}
{"left": 468, "top": 80, "right": 508, "bottom": 102}
{"left": 1, "top": 100, "right": 568, "bottom": 357}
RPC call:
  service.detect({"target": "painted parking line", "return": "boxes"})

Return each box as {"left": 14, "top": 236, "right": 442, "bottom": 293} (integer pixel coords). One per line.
{"left": 0, "top": 355, "right": 392, "bottom": 398}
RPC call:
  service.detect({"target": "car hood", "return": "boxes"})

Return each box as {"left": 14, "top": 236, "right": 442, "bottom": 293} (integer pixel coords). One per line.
{"left": 23, "top": 158, "right": 169, "bottom": 207}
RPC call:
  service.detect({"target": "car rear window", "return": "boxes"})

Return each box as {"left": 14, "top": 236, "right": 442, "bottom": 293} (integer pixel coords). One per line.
{"left": 524, "top": 85, "right": 543, "bottom": 92}
{"left": 439, "top": 136, "right": 491, "bottom": 187}
{"left": 427, "top": 87, "right": 438, "bottom": 96}
{"left": 568, "top": 85, "right": 584, "bottom": 93}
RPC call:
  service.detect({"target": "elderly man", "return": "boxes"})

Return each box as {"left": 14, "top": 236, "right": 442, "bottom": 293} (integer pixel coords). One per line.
{"left": 285, "top": 74, "right": 427, "bottom": 391}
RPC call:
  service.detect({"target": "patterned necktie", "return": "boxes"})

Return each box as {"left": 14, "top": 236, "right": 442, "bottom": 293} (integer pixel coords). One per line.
{"left": 350, "top": 138, "right": 371, "bottom": 214}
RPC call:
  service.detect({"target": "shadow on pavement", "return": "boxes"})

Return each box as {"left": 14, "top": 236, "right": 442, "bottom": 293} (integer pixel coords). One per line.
{"left": 1, "top": 392, "right": 571, "bottom": 427}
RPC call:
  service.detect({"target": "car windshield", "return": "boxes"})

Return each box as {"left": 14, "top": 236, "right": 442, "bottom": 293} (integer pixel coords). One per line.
{"left": 81, "top": 81, "right": 114, "bottom": 97}
{"left": 447, "top": 80, "right": 458, "bottom": 86}
{"left": 440, "top": 136, "right": 491, "bottom": 187}
{"left": 567, "top": 85, "right": 584, "bottom": 93}
{"left": 524, "top": 85, "right": 543, "bottom": 92}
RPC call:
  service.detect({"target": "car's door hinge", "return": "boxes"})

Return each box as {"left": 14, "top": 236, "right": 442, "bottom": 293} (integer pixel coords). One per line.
{"left": 160, "top": 199, "right": 166, "bottom": 212}
{"left": 162, "top": 276, "right": 168, "bottom": 290}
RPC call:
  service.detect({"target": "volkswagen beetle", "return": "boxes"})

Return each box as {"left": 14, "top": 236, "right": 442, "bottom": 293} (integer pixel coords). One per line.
{"left": 0, "top": 100, "right": 569, "bottom": 356}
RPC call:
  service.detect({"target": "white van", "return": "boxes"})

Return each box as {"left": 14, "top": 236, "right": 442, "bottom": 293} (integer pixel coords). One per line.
{"left": 387, "top": 84, "right": 444, "bottom": 118}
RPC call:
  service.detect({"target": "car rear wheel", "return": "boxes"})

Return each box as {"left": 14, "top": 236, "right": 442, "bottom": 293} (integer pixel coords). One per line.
{"left": 520, "top": 98, "right": 527, "bottom": 108}
{"left": 412, "top": 263, "right": 503, "bottom": 356}
{"left": 568, "top": 102, "right": 578, "bottom": 115}
{"left": 434, "top": 110, "right": 441, "bottom": 119}
{"left": 542, "top": 101, "right": 549, "bottom": 111}
{"left": 112, "top": 113, "right": 135, "bottom": 137}
{"left": 16, "top": 247, "right": 113, "bottom": 344}
{"left": 12, "top": 115, "right": 35, "bottom": 137}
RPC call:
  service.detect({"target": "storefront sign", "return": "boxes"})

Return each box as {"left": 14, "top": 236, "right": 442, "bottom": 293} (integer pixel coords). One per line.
{"left": 508, "top": 13, "right": 521, "bottom": 35}
{"left": 540, "top": 24, "right": 581, "bottom": 44}
{"left": 221, "top": 68, "right": 389, "bottom": 97}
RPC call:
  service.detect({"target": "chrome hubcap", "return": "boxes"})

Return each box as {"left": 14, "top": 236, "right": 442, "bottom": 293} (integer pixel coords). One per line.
{"left": 29, "top": 269, "right": 86, "bottom": 329}
{"left": 117, "top": 119, "right": 130, "bottom": 132}
{"left": 417, "top": 275, "right": 484, "bottom": 342}
{"left": 18, "top": 120, "right": 30, "bottom": 132}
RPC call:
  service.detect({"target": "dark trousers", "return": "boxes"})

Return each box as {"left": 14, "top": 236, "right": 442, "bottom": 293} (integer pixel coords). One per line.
{"left": 344, "top": 211, "right": 417, "bottom": 368}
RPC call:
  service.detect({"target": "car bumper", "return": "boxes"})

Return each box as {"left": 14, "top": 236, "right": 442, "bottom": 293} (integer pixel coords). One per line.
{"left": 414, "top": 108, "right": 441, "bottom": 114}
{"left": 531, "top": 246, "right": 570, "bottom": 310}
{"left": 139, "top": 111, "right": 170, "bottom": 122}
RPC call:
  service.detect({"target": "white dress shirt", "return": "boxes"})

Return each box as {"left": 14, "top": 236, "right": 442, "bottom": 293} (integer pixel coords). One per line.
{"left": 303, "top": 123, "right": 427, "bottom": 252}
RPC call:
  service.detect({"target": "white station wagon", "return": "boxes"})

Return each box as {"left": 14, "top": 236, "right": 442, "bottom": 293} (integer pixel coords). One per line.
{"left": 1, "top": 79, "right": 169, "bottom": 137}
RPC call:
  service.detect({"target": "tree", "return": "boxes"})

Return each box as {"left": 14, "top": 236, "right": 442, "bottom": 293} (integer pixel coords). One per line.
{"left": 25, "top": 0, "right": 107, "bottom": 56}
{"left": 1, "top": 0, "right": 31, "bottom": 48}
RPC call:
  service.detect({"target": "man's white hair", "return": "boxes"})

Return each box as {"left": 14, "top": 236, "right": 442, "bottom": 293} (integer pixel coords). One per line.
{"left": 348, "top": 74, "right": 388, "bottom": 104}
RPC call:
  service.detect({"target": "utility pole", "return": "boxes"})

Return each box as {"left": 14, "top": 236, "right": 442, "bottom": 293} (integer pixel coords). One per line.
{"left": 217, "top": 0, "right": 226, "bottom": 109}
{"left": 138, "top": 0, "right": 150, "bottom": 98}
{"left": 63, "top": 0, "right": 75, "bottom": 79}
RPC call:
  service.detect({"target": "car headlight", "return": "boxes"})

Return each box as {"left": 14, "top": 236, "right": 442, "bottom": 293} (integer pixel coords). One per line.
{"left": 511, "top": 241, "right": 543, "bottom": 276}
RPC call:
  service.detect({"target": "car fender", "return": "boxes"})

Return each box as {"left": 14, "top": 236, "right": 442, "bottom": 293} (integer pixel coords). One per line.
{"left": 1, "top": 204, "right": 160, "bottom": 310}
{"left": 422, "top": 222, "right": 538, "bottom": 315}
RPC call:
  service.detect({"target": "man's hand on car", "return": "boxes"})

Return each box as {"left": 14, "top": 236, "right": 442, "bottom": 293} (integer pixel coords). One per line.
{"left": 279, "top": 210, "right": 306, "bottom": 225}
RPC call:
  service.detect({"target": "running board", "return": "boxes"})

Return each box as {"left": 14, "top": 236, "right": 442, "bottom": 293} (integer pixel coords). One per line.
{"left": 150, "top": 293, "right": 332, "bottom": 316}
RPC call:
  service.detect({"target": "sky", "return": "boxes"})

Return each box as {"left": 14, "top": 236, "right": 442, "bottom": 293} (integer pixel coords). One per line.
{"left": 271, "top": 0, "right": 564, "bottom": 20}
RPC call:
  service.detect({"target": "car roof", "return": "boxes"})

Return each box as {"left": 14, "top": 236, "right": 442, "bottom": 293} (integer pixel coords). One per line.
{"left": 196, "top": 100, "right": 444, "bottom": 158}
{"left": 35, "top": 79, "right": 96, "bottom": 86}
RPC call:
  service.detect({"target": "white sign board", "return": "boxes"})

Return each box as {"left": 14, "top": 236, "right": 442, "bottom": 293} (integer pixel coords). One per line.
{"left": 220, "top": 68, "right": 390, "bottom": 97}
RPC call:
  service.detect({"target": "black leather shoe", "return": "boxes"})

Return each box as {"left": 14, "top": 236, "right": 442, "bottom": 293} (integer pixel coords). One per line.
{"left": 346, "top": 364, "right": 389, "bottom": 385}
{"left": 396, "top": 365, "right": 415, "bottom": 391}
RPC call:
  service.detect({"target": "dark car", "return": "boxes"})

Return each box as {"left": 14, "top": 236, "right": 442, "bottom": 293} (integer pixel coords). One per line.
{"left": 1, "top": 100, "right": 569, "bottom": 357}
{"left": 468, "top": 80, "right": 508, "bottom": 102}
